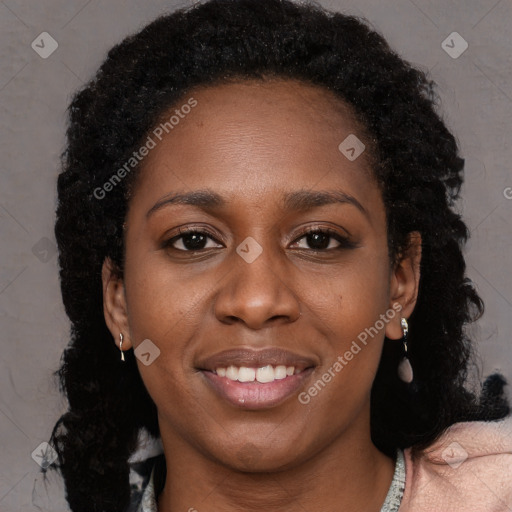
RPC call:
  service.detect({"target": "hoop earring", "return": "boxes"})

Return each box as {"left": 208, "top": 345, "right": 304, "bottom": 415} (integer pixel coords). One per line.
{"left": 397, "top": 318, "right": 413, "bottom": 383}
{"left": 119, "top": 333, "right": 125, "bottom": 362}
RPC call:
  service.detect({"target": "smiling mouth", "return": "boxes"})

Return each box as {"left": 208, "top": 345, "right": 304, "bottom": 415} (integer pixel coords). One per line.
{"left": 196, "top": 347, "right": 317, "bottom": 409}
{"left": 213, "top": 364, "right": 307, "bottom": 382}
{"left": 200, "top": 366, "right": 315, "bottom": 409}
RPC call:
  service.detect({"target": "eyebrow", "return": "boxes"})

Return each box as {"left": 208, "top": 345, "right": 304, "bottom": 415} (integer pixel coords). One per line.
{"left": 146, "top": 188, "right": 368, "bottom": 218}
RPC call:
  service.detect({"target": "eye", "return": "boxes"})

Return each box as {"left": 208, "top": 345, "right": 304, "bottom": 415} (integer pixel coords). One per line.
{"left": 163, "top": 228, "right": 223, "bottom": 252}
{"left": 291, "top": 228, "right": 355, "bottom": 251}
{"left": 163, "top": 226, "right": 355, "bottom": 253}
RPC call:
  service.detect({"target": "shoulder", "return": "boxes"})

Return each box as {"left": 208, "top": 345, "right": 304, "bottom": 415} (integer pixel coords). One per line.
{"left": 123, "top": 419, "right": 512, "bottom": 512}
{"left": 399, "top": 415, "right": 512, "bottom": 511}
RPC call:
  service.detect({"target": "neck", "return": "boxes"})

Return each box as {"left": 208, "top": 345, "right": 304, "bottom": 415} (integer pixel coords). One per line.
{"left": 156, "top": 411, "right": 395, "bottom": 512}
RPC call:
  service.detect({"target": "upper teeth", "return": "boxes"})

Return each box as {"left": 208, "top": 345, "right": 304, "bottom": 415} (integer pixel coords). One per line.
{"left": 216, "top": 365, "right": 298, "bottom": 383}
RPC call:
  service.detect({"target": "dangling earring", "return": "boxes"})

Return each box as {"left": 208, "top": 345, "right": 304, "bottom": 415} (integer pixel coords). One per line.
{"left": 397, "top": 318, "right": 413, "bottom": 383}
{"left": 119, "top": 333, "right": 125, "bottom": 362}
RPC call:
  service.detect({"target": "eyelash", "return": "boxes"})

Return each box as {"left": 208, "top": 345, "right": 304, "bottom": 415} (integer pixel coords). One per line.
{"left": 162, "top": 226, "right": 355, "bottom": 253}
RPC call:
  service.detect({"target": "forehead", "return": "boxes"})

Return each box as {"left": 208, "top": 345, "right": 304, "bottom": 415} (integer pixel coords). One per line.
{"left": 131, "top": 78, "right": 380, "bottom": 213}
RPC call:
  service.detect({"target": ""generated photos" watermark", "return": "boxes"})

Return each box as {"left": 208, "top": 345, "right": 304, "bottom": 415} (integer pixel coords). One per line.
{"left": 298, "top": 303, "right": 402, "bottom": 404}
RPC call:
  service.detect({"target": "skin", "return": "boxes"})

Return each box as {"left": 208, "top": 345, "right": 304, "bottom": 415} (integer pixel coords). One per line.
{"left": 102, "top": 79, "right": 421, "bottom": 512}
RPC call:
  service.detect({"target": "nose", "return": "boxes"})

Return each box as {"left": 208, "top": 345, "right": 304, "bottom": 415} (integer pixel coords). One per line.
{"left": 213, "top": 242, "right": 301, "bottom": 330}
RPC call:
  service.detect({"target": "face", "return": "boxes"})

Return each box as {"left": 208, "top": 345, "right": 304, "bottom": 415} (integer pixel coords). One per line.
{"left": 103, "top": 79, "right": 420, "bottom": 471}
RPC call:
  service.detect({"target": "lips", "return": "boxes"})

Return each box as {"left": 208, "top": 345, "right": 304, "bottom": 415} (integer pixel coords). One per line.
{"left": 197, "top": 347, "right": 317, "bottom": 373}
{"left": 197, "top": 347, "right": 317, "bottom": 410}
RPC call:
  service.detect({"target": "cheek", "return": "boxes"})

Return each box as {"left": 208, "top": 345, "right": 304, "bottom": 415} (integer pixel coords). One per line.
{"left": 302, "top": 251, "right": 391, "bottom": 338}
{"left": 122, "top": 256, "right": 210, "bottom": 422}
{"left": 123, "top": 240, "right": 217, "bottom": 339}
{"left": 298, "top": 251, "right": 391, "bottom": 398}
{"left": 120, "top": 253, "right": 201, "bottom": 406}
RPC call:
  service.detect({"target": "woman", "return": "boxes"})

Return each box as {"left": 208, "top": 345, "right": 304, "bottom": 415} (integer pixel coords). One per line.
{"left": 46, "top": 0, "right": 512, "bottom": 511}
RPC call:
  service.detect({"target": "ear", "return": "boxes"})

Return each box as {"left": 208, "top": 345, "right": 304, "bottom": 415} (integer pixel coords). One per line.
{"left": 385, "top": 232, "right": 422, "bottom": 340}
{"left": 102, "top": 257, "right": 132, "bottom": 351}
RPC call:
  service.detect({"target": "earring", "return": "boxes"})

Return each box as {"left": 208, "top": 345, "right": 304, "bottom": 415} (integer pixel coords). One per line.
{"left": 119, "top": 333, "right": 125, "bottom": 362}
{"left": 397, "top": 318, "right": 413, "bottom": 383}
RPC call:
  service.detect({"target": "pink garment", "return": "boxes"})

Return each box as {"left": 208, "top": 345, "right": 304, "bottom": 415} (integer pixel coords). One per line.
{"left": 400, "top": 415, "right": 512, "bottom": 511}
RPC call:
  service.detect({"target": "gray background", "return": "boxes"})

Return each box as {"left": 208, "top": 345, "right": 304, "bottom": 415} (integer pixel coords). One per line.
{"left": 0, "top": 0, "right": 510, "bottom": 510}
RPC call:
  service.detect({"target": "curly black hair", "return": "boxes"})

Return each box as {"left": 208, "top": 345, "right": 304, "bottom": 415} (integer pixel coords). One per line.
{"left": 46, "top": 0, "right": 509, "bottom": 510}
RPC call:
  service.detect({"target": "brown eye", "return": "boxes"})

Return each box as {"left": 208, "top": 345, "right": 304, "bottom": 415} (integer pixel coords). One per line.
{"left": 164, "top": 229, "right": 223, "bottom": 252}
{"left": 291, "top": 228, "right": 355, "bottom": 251}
